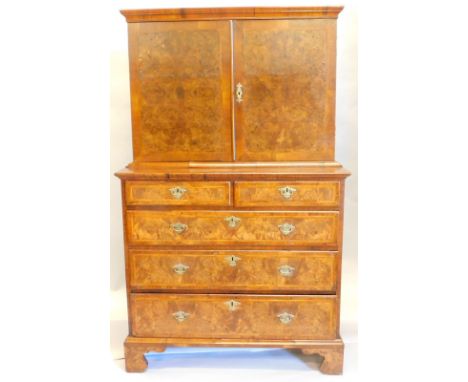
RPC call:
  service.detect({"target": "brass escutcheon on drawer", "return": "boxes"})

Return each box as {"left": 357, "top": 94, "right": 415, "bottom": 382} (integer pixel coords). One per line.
{"left": 173, "top": 263, "right": 189, "bottom": 274}
{"left": 235, "top": 83, "right": 244, "bottom": 103}
{"left": 225, "top": 216, "right": 241, "bottom": 228}
{"left": 169, "top": 186, "right": 187, "bottom": 199}
{"left": 277, "top": 312, "right": 295, "bottom": 324}
{"left": 278, "top": 186, "right": 297, "bottom": 200}
{"left": 225, "top": 255, "right": 241, "bottom": 267}
{"left": 172, "top": 311, "right": 190, "bottom": 322}
{"left": 278, "top": 265, "right": 295, "bottom": 277}
{"left": 225, "top": 300, "right": 241, "bottom": 311}
{"left": 278, "top": 223, "right": 295, "bottom": 236}
{"left": 171, "top": 222, "right": 188, "bottom": 234}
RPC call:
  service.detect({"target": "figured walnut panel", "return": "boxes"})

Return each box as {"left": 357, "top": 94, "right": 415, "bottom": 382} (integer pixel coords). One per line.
{"left": 129, "top": 250, "right": 337, "bottom": 292}
{"left": 234, "top": 19, "right": 337, "bottom": 161}
{"left": 235, "top": 181, "right": 340, "bottom": 208}
{"left": 126, "top": 181, "right": 231, "bottom": 206}
{"left": 130, "top": 293, "right": 337, "bottom": 340}
{"left": 128, "top": 21, "right": 232, "bottom": 162}
{"left": 126, "top": 210, "right": 339, "bottom": 248}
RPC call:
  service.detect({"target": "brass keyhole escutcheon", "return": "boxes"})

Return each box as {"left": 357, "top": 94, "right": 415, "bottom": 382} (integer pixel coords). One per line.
{"left": 278, "top": 223, "right": 295, "bottom": 236}
{"left": 278, "top": 186, "right": 297, "bottom": 200}
{"left": 225, "top": 216, "right": 241, "bottom": 228}
{"left": 173, "top": 263, "right": 189, "bottom": 275}
{"left": 277, "top": 312, "right": 295, "bottom": 324}
{"left": 278, "top": 265, "right": 295, "bottom": 277}
{"left": 171, "top": 222, "right": 188, "bottom": 234}
{"left": 169, "top": 186, "right": 187, "bottom": 199}
{"left": 235, "top": 83, "right": 244, "bottom": 103}
{"left": 226, "top": 255, "right": 241, "bottom": 267}
{"left": 225, "top": 300, "right": 241, "bottom": 311}
{"left": 173, "top": 311, "right": 190, "bottom": 322}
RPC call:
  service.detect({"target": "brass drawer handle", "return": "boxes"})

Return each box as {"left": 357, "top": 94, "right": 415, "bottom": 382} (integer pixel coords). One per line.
{"left": 169, "top": 186, "right": 187, "bottom": 199}
{"left": 225, "top": 255, "right": 241, "bottom": 267}
{"left": 225, "top": 216, "right": 241, "bottom": 228}
{"left": 278, "top": 186, "right": 297, "bottom": 200}
{"left": 173, "top": 263, "right": 189, "bottom": 274}
{"left": 235, "top": 83, "right": 244, "bottom": 103}
{"left": 171, "top": 222, "right": 187, "bottom": 234}
{"left": 277, "top": 312, "right": 295, "bottom": 324}
{"left": 278, "top": 265, "right": 295, "bottom": 277}
{"left": 225, "top": 300, "right": 241, "bottom": 311}
{"left": 172, "top": 311, "right": 190, "bottom": 322}
{"left": 278, "top": 223, "right": 295, "bottom": 236}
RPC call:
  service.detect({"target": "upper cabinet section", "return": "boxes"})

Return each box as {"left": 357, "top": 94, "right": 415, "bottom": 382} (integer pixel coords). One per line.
{"left": 121, "top": 7, "right": 342, "bottom": 163}
{"left": 234, "top": 19, "right": 337, "bottom": 161}
{"left": 128, "top": 21, "right": 233, "bottom": 162}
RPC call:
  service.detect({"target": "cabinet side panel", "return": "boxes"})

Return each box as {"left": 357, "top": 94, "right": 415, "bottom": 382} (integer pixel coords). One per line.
{"left": 234, "top": 19, "right": 337, "bottom": 161}
{"left": 128, "top": 21, "right": 233, "bottom": 162}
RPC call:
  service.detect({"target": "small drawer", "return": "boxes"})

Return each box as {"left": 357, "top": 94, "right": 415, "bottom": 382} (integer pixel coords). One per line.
{"left": 131, "top": 293, "right": 337, "bottom": 340}
{"left": 129, "top": 250, "right": 337, "bottom": 293}
{"left": 125, "top": 181, "right": 231, "bottom": 206}
{"left": 126, "top": 210, "right": 339, "bottom": 248}
{"left": 234, "top": 181, "right": 340, "bottom": 208}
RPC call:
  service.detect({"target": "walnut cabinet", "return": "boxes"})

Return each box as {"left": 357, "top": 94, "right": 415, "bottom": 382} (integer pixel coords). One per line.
{"left": 116, "top": 6, "right": 349, "bottom": 375}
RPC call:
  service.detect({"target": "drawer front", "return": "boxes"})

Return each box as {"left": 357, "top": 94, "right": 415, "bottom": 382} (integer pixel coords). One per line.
{"left": 125, "top": 181, "right": 231, "bottom": 206}
{"left": 235, "top": 181, "right": 340, "bottom": 208}
{"left": 131, "top": 293, "right": 337, "bottom": 340}
{"left": 129, "top": 250, "right": 337, "bottom": 293}
{"left": 127, "top": 211, "right": 339, "bottom": 248}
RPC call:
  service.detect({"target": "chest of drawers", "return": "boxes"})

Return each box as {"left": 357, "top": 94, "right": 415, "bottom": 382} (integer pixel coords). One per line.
{"left": 115, "top": 6, "right": 350, "bottom": 374}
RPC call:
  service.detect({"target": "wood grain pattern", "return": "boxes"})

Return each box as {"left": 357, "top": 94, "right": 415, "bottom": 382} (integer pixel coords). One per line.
{"left": 234, "top": 19, "right": 337, "bottom": 161}
{"left": 128, "top": 21, "right": 232, "bottom": 162}
{"left": 234, "top": 181, "right": 340, "bottom": 208}
{"left": 126, "top": 210, "right": 339, "bottom": 248}
{"left": 130, "top": 293, "right": 337, "bottom": 340}
{"left": 121, "top": 7, "right": 344, "bottom": 22}
{"left": 129, "top": 250, "right": 337, "bottom": 293}
{"left": 126, "top": 181, "right": 231, "bottom": 206}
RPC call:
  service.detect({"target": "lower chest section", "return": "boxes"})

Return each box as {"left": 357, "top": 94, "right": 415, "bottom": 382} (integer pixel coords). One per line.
{"left": 122, "top": 177, "right": 344, "bottom": 341}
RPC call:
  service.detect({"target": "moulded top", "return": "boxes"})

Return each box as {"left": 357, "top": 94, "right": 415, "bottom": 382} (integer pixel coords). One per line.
{"left": 120, "top": 6, "right": 344, "bottom": 23}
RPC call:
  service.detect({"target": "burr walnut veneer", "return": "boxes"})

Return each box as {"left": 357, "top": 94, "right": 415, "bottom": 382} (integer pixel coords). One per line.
{"left": 116, "top": 6, "right": 349, "bottom": 375}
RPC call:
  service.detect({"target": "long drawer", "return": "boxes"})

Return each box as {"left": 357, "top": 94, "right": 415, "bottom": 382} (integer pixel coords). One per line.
{"left": 129, "top": 250, "right": 337, "bottom": 293}
{"left": 130, "top": 293, "right": 337, "bottom": 340}
{"left": 126, "top": 210, "right": 339, "bottom": 248}
{"left": 235, "top": 181, "right": 341, "bottom": 208}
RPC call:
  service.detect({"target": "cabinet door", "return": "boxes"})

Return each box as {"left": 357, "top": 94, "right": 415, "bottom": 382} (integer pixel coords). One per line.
{"left": 128, "top": 21, "right": 232, "bottom": 162}
{"left": 234, "top": 20, "right": 337, "bottom": 161}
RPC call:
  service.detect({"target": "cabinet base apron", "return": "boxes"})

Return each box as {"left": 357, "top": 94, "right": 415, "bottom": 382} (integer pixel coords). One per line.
{"left": 124, "top": 336, "right": 344, "bottom": 374}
